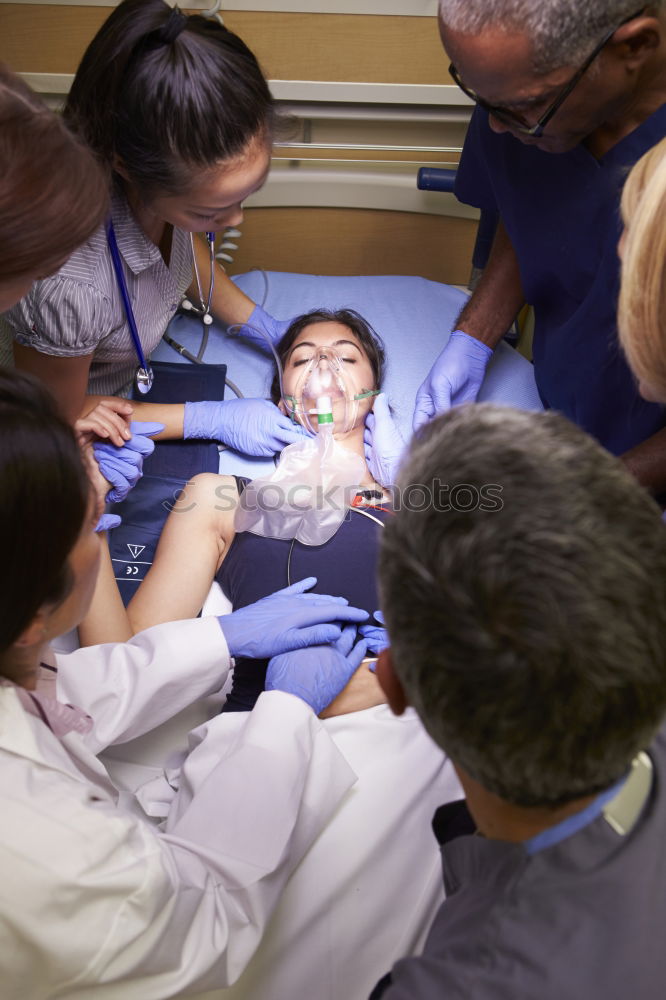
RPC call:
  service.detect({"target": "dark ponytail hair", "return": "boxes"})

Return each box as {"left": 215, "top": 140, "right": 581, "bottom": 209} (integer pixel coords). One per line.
{"left": 0, "top": 64, "right": 108, "bottom": 280}
{"left": 270, "top": 309, "right": 387, "bottom": 404}
{"left": 64, "top": 0, "right": 275, "bottom": 199}
{"left": 0, "top": 370, "right": 89, "bottom": 656}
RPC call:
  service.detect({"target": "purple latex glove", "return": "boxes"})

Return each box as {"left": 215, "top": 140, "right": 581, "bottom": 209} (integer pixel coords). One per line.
{"left": 93, "top": 421, "right": 164, "bottom": 503}
{"left": 266, "top": 624, "right": 368, "bottom": 714}
{"left": 95, "top": 513, "right": 121, "bottom": 533}
{"left": 218, "top": 577, "right": 369, "bottom": 659}
{"left": 413, "top": 330, "right": 493, "bottom": 431}
{"left": 184, "top": 398, "right": 308, "bottom": 456}
{"left": 359, "top": 610, "right": 389, "bottom": 657}
{"left": 232, "top": 304, "right": 292, "bottom": 354}
{"left": 364, "top": 393, "right": 406, "bottom": 487}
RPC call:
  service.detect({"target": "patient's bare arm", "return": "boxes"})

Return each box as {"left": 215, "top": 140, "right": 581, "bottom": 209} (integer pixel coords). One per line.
{"left": 79, "top": 538, "right": 133, "bottom": 646}
{"left": 127, "top": 473, "right": 237, "bottom": 634}
{"left": 319, "top": 660, "right": 387, "bottom": 719}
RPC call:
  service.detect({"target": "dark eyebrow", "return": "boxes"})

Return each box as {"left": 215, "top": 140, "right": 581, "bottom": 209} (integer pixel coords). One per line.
{"left": 288, "top": 338, "right": 362, "bottom": 359}
{"left": 335, "top": 339, "right": 361, "bottom": 349}
{"left": 287, "top": 340, "right": 316, "bottom": 360}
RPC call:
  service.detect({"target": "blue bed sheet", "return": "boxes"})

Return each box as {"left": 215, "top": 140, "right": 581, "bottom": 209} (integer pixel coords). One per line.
{"left": 152, "top": 271, "right": 543, "bottom": 478}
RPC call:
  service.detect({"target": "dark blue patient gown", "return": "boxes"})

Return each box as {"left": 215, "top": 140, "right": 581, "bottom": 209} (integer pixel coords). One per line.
{"left": 217, "top": 479, "right": 390, "bottom": 712}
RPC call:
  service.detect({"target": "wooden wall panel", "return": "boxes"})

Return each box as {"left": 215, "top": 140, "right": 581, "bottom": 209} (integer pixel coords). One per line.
{"left": 1, "top": 4, "right": 114, "bottom": 73}
{"left": 0, "top": 5, "right": 470, "bottom": 284}
{"left": 271, "top": 148, "right": 462, "bottom": 166}
{"left": 228, "top": 207, "right": 477, "bottom": 285}
{"left": 0, "top": 5, "right": 451, "bottom": 84}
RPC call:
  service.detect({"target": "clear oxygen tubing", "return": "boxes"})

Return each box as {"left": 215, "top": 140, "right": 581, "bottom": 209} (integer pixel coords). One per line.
{"left": 227, "top": 320, "right": 289, "bottom": 415}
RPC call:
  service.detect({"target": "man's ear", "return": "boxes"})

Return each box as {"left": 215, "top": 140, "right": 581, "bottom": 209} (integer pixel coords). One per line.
{"left": 612, "top": 14, "right": 661, "bottom": 70}
{"left": 375, "top": 647, "right": 409, "bottom": 716}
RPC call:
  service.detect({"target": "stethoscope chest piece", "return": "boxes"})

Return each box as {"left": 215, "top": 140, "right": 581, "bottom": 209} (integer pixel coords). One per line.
{"left": 135, "top": 366, "right": 154, "bottom": 394}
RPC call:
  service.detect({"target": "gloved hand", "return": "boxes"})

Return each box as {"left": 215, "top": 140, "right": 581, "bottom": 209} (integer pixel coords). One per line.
{"left": 413, "top": 330, "right": 493, "bottom": 431}
{"left": 218, "top": 576, "right": 369, "bottom": 659}
{"left": 95, "top": 513, "right": 121, "bottom": 533}
{"left": 233, "top": 304, "right": 292, "bottom": 353}
{"left": 93, "top": 421, "right": 164, "bottom": 503}
{"left": 359, "top": 610, "right": 389, "bottom": 656}
{"left": 364, "top": 393, "right": 406, "bottom": 487}
{"left": 266, "top": 624, "right": 368, "bottom": 714}
{"left": 184, "top": 398, "right": 308, "bottom": 456}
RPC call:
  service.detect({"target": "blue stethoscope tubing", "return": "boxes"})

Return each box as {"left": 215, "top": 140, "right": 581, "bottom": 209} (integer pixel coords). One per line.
{"left": 106, "top": 219, "right": 215, "bottom": 394}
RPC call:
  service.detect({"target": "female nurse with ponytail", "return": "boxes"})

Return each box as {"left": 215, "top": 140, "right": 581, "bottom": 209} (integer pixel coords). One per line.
{"left": 0, "top": 64, "right": 369, "bottom": 995}
{"left": 0, "top": 0, "right": 300, "bottom": 457}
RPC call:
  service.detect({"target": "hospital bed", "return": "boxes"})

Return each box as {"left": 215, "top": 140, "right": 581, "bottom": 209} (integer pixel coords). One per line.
{"left": 92, "top": 271, "right": 541, "bottom": 1000}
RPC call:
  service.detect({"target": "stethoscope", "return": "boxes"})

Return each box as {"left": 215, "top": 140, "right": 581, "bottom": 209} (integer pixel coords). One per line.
{"left": 106, "top": 220, "right": 215, "bottom": 394}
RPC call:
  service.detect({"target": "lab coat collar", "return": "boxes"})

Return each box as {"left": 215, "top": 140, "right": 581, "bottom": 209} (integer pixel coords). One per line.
{"left": 0, "top": 685, "right": 117, "bottom": 800}
{"left": 4, "top": 664, "right": 93, "bottom": 740}
{"left": 110, "top": 188, "right": 163, "bottom": 276}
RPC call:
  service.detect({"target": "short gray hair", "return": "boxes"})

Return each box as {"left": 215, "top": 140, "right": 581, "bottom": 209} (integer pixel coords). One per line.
{"left": 379, "top": 405, "right": 666, "bottom": 808}
{"left": 438, "top": 0, "right": 661, "bottom": 73}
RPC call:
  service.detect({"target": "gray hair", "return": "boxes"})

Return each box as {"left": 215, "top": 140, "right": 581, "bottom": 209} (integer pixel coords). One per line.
{"left": 379, "top": 405, "right": 666, "bottom": 808}
{"left": 438, "top": 0, "right": 661, "bottom": 73}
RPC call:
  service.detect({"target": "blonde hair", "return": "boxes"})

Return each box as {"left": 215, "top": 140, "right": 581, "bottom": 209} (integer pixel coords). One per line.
{"left": 618, "top": 137, "right": 666, "bottom": 402}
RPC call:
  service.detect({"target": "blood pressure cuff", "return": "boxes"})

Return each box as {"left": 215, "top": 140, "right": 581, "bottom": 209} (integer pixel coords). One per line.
{"left": 108, "top": 360, "right": 227, "bottom": 606}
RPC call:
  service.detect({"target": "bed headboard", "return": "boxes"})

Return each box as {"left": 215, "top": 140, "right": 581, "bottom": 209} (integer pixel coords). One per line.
{"left": 0, "top": 1, "right": 477, "bottom": 282}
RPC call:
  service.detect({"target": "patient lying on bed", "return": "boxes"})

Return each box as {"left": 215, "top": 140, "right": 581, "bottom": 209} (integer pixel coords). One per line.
{"left": 124, "top": 310, "right": 460, "bottom": 1000}
{"left": 128, "top": 308, "right": 392, "bottom": 716}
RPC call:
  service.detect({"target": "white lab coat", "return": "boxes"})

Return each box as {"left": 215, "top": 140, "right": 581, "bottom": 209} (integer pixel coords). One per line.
{"left": 175, "top": 705, "right": 461, "bottom": 1000}
{"left": 0, "top": 617, "right": 356, "bottom": 999}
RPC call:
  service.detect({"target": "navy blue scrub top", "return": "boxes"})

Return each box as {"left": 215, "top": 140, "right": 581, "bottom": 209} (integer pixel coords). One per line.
{"left": 455, "top": 105, "right": 666, "bottom": 455}
{"left": 217, "top": 480, "right": 391, "bottom": 712}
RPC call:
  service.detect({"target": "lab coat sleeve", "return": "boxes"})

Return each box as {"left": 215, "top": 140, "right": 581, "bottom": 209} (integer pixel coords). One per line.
{"left": 54, "top": 617, "right": 229, "bottom": 754}
{"left": 2, "top": 691, "right": 356, "bottom": 998}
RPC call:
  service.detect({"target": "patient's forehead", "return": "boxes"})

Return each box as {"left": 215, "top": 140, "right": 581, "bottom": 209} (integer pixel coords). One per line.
{"left": 291, "top": 321, "right": 367, "bottom": 354}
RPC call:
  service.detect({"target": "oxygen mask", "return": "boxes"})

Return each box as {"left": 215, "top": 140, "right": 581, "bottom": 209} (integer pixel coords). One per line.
{"left": 234, "top": 347, "right": 372, "bottom": 545}
{"left": 284, "top": 348, "right": 376, "bottom": 435}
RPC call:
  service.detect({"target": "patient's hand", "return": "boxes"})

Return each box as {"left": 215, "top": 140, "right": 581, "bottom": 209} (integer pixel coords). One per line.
{"left": 318, "top": 659, "right": 387, "bottom": 719}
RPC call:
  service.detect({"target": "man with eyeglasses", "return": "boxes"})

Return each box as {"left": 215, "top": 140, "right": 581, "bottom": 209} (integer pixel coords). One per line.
{"left": 415, "top": 2, "right": 666, "bottom": 495}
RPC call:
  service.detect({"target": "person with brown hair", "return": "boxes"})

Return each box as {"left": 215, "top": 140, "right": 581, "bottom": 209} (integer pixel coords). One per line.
{"left": 0, "top": 64, "right": 108, "bottom": 312}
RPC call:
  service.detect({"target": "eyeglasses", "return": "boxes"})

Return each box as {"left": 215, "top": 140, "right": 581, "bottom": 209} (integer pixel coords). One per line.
{"left": 449, "top": 8, "right": 646, "bottom": 138}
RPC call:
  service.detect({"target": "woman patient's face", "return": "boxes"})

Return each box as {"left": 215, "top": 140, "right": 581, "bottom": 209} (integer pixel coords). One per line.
{"left": 281, "top": 322, "right": 377, "bottom": 433}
